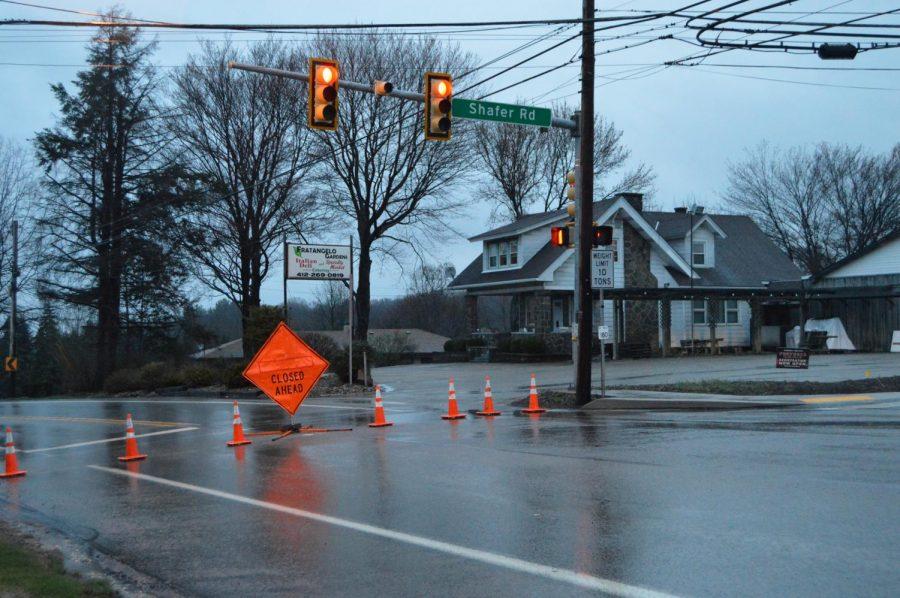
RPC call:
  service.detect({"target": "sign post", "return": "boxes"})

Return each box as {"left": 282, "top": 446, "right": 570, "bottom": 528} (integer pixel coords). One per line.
{"left": 592, "top": 249, "right": 614, "bottom": 399}
{"left": 285, "top": 242, "right": 354, "bottom": 383}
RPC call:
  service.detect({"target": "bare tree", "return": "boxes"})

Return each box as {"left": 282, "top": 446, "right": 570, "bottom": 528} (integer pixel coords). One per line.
{"left": 724, "top": 142, "right": 899, "bottom": 274}
{"left": 169, "top": 40, "right": 320, "bottom": 355}
{"left": 818, "top": 143, "right": 900, "bottom": 257}
{"left": 0, "top": 138, "right": 39, "bottom": 317}
{"left": 473, "top": 101, "right": 655, "bottom": 220}
{"left": 306, "top": 33, "right": 476, "bottom": 341}
{"left": 312, "top": 280, "right": 347, "bottom": 330}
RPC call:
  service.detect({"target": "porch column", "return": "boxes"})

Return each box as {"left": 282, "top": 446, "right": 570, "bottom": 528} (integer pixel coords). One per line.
{"left": 750, "top": 297, "right": 762, "bottom": 354}
{"left": 798, "top": 298, "right": 808, "bottom": 347}
{"left": 661, "top": 299, "right": 672, "bottom": 357}
{"left": 465, "top": 294, "right": 479, "bottom": 334}
{"left": 707, "top": 299, "right": 720, "bottom": 355}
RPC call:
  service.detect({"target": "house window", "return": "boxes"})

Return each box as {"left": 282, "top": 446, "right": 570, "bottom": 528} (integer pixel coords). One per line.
{"left": 724, "top": 299, "right": 739, "bottom": 324}
{"left": 692, "top": 242, "right": 706, "bottom": 266}
{"left": 485, "top": 237, "right": 519, "bottom": 270}
{"left": 692, "top": 299, "right": 706, "bottom": 324}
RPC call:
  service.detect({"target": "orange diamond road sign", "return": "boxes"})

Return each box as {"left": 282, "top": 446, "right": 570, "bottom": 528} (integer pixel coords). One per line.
{"left": 242, "top": 322, "right": 330, "bottom": 415}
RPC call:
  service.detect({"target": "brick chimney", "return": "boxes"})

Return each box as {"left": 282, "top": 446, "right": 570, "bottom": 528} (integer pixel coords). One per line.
{"left": 620, "top": 192, "right": 643, "bottom": 212}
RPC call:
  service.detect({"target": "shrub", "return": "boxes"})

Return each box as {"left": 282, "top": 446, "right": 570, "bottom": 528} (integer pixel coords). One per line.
{"left": 508, "top": 336, "right": 546, "bottom": 355}
{"left": 181, "top": 364, "right": 216, "bottom": 388}
{"left": 138, "top": 362, "right": 183, "bottom": 390}
{"left": 444, "top": 338, "right": 467, "bottom": 352}
{"left": 225, "top": 362, "right": 252, "bottom": 388}
{"left": 331, "top": 343, "right": 377, "bottom": 383}
{"left": 103, "top": 368, "right": 144, "bottom": 393}
{"left": 298, "top": 332, "right": 342, "bottom": 363}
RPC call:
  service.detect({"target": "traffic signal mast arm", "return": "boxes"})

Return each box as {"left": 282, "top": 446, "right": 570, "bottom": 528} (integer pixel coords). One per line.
{"left": 227, "top": 61, "right": 577, "bottom": 131}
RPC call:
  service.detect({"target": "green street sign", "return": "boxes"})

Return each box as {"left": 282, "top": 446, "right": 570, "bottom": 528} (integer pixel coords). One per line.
{"left": 451, "top": 98, "right": 552, "bottom": 128}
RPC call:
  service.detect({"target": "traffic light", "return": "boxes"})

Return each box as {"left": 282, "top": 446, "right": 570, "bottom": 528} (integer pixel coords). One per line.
{"left": 309, "top": 58, "right": 339, "bottom": 131}
{"left": 565, "top": 169, "right": 576, "bottom": 217}
{"left": 550, "top": 226, "right": 569, "bottom": 247}
{"left": 592, "top": 225, "right": 613, "bottom": 247}
{"left": 424, "top": 72, "right": 453, "bottom": 141}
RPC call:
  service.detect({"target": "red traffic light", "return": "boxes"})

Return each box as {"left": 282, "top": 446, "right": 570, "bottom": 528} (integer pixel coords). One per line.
{"left": 592, "top": 225, "right": 613, "bottom": 247}
{"left": 550, "top": 226, "right": 569, "bottom": 247}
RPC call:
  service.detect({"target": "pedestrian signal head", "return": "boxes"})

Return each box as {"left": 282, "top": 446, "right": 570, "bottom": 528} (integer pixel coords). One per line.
{"left": 550, "top": 226, "right": 569, "bottom": 247}
{"left": 592, "top": 225, "right": 613, "bottom": 247}
{"left": 424, "top": 72, "right": 453, "bottom": 141}
{"left": 309, "top": 58, "right": 339, "bottom": 131}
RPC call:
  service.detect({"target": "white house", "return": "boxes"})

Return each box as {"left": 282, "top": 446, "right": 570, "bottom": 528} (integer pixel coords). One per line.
{"left": 810, "top": 230, "right": 900, "bottom": 351}
{"left": 449, "top": 193, "right": 803, "bottom": 355}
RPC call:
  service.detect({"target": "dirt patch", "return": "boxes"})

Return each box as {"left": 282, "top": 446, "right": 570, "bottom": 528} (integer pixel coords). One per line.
{"left": 610, "top": 376, "right": 900, "bottom": 396}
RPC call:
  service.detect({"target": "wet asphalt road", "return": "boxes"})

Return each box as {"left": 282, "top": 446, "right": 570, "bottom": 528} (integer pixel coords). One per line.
{"left": 0, "top": 386, "right": 898, "bottom": 597}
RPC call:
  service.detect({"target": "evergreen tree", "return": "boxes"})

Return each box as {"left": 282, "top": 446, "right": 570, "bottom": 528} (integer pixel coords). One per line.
{"left": 27, "top": 301, "right": 62, "bottom": 397}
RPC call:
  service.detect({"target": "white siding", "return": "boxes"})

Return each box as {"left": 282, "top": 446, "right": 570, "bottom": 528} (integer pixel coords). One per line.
{"left": 519, "top": 227, "right": 551, "bottom": 265}
{"left": 683, "top": 227, "right": 716, "bottom": 269}
{"left": 824, "top": 236, "right": 900, "bottom": 278}
{"left": 667, "top": 299, "right": 751, "bottom": 348}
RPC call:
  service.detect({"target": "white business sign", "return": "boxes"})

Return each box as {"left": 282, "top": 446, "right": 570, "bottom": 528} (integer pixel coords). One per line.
{"left": 286, "top": 243, "right": 351, "bottom": 281}
{"left": 591, "top": 249, "right": 614, "bottom": 289}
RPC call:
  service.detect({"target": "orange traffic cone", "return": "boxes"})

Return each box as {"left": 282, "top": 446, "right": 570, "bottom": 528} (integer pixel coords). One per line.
{"left": 0, "top": 427, "right": 26, "bottom": 479}
{"left": 227, "top": 401, "right": 252, "bottom": 446}
{"left": 441, "top": 377, "right": 466, "bottom": 420}
{"left": 118, "top": 413, "right": 147, "bottom": 462}
{"left": 476, "top": 376, "right": 501, "bottom": 417}
{"left": 522, "top": 373, "right": 547, "bottom": 414}
{"left": 368, "top": 385, "right": 393, "bottom": 428}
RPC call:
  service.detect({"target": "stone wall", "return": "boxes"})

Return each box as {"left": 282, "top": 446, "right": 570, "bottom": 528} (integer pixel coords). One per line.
{"left": 510, "top": 293, "right": 553, "bottom": 334}
{"left": 622, "top": 221, "right": 660, "bottom": 352}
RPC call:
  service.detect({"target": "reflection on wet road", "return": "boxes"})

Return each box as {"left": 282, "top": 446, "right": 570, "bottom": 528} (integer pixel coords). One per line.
{"left": 0, "top": 393, "right": 898, "bottom": 597}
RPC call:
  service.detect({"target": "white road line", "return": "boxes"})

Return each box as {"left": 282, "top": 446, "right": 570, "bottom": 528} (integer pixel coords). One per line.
{"left": 23, "top": 427, "right": 199, "bottom": 453}
{"left": 88, "top": 465, "right": 677, "bottom": 598}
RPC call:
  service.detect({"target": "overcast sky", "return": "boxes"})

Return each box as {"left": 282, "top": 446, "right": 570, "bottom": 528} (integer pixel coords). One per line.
{"left": 2, "top": 1, "right": 898, "bottom": 309}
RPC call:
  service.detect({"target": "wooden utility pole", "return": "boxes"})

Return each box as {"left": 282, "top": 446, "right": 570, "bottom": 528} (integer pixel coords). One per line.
{"left": 8, "top": 220, "right": 18, "bottom": 397}
{"left": 576, "top": 0, "right": 595, "bottom": 405}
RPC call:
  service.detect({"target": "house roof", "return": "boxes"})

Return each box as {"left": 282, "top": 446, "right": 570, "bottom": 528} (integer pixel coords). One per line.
{"left": 453, "top": 203, "right": 803, "bottom": 291}
{"left": 451, "top": 242, "right": 568, "bottom": 289}
{"left": 812, "top": 229, "right": 900, "bottom": 279}
{"left": 469, "top": 197, "right": 620, "bottom": 241}
{"left": 661, "top": 214, "right": 802, "bottom": 287}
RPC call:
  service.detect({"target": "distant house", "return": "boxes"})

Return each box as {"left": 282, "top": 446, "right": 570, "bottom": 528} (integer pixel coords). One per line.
{"left": 449, "top": 193, "right": 803, "bottom": 355}
{"left": 810, "top": 230, "right": 900, "bottom": 351}
{"left": 192, "top": 327, "right": 450, "bottom": 360}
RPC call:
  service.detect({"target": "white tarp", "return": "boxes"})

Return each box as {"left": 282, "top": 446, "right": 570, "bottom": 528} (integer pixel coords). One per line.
{"left": 786, "top": 326, "right": 801, "bottom": 348}
{"left": 804, "top": 318, "right": 856, "bottom": 351}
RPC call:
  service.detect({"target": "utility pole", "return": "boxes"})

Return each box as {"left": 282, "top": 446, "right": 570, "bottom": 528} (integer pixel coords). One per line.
{"left": 576, "top": 0, "right": 595, "bottom": 405}
{"left": 8, "top": 220, "right": 18, "bottom": 398}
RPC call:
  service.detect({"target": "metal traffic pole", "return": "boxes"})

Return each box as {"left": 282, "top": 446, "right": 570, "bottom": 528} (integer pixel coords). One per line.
{"left": 348, "top": 236, "right": 354, "bottom": 385}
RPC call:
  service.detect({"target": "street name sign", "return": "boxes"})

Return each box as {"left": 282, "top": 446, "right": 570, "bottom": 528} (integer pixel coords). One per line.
{"left": 286, "top": 243, "right": 351, "bottom": 281}
{"left": 452, "top": 98, "right": 552, "bottom": 128}
{"left": 243, "top": 322, "right": 330, "bottom": 415}
{"left": 591, "top": 249, "right": 614, "bottom": 289}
